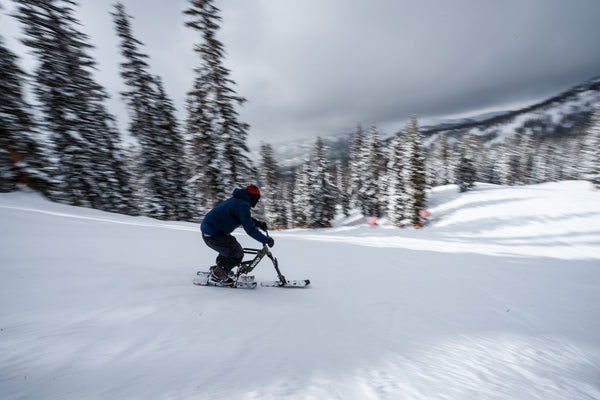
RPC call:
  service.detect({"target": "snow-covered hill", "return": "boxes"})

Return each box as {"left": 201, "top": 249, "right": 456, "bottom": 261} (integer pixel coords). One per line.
{"left": 1, "top": 182, "right": 599, "bottom": 399}
{"left": 251, "top": 131, "right": 353, "bottom": 170}
{"left": 261, "top": 76, "right": 600, "bottom": 168}
{"left": 421, "top": 76, "right": 600, "bottom": 147}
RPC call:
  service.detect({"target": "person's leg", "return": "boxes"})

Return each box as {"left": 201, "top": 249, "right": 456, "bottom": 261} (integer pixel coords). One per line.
{"left": 202, "top": 234, "right": 244, "bottom": 273}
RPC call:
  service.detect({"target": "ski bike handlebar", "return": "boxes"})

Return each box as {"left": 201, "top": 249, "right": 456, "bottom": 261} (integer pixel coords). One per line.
{"left": 238, "top": 230, "right": 287, "bottom": 285}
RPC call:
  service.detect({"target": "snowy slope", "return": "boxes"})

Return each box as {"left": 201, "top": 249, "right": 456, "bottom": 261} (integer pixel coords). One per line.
{"left": 421, "top": 77, "right": 600, "bottom": 147}
{"left": 1, "top": 182, "right": 599, "bottom": 400}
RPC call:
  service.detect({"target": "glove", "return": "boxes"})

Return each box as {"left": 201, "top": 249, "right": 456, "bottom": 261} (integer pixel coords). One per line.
{"left": 267, "top": 237, "right": 275, "bottom": 248}
{"left": 255, "top": 220, "right": 268, "bottom": 231}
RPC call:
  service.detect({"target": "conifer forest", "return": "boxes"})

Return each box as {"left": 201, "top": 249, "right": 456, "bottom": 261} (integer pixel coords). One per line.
{"left": 2, "top": 0, "right": 599, "bottom": 229}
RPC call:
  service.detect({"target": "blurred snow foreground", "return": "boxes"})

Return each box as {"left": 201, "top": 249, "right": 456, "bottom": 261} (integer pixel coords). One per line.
{"left": 1, "top": 181, "right": 599, "bottom": 400}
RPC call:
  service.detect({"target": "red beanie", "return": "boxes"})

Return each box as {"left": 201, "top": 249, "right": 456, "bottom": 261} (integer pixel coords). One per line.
{"left": 247, "top": 184, "right": 261, "bottom": 195}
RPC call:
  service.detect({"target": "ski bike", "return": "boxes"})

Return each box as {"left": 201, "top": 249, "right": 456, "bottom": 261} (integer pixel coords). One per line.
{"left": 194, "top": 231, "right": 310, "bottom": 289}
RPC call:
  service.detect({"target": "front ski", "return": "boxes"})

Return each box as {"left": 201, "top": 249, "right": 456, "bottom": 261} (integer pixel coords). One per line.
{"left": 260, "top": 279, "right": 310, "bottom": 288}
{"left": 193, "top": 271, "right": 257, "bottom": 289}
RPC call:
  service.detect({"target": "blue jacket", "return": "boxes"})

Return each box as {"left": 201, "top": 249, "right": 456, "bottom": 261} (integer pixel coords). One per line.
{"left": 201, "top": 188, "right": 268, "bottom": 244}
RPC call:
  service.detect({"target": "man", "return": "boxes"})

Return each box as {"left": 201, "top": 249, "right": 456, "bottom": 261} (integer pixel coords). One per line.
{"left": 201, "top": 185, "right": 274, "bottom": 286}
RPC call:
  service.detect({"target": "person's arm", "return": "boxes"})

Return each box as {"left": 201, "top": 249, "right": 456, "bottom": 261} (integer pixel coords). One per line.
{"left": 240, "top": 208, "right": 268, "bottom": 244}
{"left": 252, "top": 218, "right": 268, "bottom": 231}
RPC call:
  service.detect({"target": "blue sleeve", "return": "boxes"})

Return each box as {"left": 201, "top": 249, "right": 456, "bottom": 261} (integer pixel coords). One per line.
{"left": 238, "top": 205, "right": 268, "bottom": 244}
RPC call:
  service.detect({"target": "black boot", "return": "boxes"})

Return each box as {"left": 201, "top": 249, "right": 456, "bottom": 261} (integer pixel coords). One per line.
{"left": 210, "top": 266, "right": 234, "bottom": 286}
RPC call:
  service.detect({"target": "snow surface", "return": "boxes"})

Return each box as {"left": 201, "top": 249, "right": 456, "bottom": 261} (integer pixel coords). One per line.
{"left": 1, "top": 181, "right": 599, "bottom": 400}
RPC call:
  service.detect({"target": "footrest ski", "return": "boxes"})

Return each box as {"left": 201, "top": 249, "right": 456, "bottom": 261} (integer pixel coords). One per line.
{"left": 193, "top": 271, "right": 257, "bottom": 289}
{"left": 260, "top": 279, "right": 310, "bottom": 288}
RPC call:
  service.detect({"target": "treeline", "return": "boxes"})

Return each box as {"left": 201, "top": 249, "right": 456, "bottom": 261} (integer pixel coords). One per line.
{"left": 426, "top": 110, "right": 600, "bottom": 192}
{"left": 1, "top": 0, "right": 252, "bottom": 221}
{"left": 257, "top": 116, "right": 427, "bottom": 229}
{"left": 2, "top": 1, "right": 599, "bottom": 230}
{"left": 256, "top": 109, "right": 600, "bottom": 229}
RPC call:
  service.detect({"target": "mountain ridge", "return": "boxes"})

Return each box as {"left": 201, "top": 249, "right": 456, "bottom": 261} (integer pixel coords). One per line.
{"left": 262, "top": 75, "right": 600, "bottom": 168}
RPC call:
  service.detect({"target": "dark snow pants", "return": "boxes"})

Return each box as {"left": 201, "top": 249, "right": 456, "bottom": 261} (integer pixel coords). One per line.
{"left": 202, "top": 233, "right": 244, "bottom": 273}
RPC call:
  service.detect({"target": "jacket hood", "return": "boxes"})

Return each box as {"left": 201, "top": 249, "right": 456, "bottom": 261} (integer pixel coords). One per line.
{"left": 232, "top": 188, "right": 250, "bottom": 203}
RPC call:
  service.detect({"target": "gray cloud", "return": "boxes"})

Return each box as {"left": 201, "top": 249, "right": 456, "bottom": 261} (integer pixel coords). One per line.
{"left": 2, "top": 0, "right": 600, "bottom": 145}
{"left": 223, "top": 0, "right": 600, "bottom": 142}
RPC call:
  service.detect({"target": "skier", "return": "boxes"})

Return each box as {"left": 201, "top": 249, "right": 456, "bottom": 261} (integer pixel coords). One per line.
{"left": 201, "top": 185, "right": 274, "bottom": 286}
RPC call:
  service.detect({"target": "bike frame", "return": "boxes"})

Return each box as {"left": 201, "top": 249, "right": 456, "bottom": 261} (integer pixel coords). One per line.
{"left": 238, "top": 232, "right": 287, "bottom": 285}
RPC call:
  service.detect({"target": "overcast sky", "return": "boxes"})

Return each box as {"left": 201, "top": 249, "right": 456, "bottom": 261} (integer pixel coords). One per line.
{"left": 2, "top": 0, "right": 600, "bottom": 146}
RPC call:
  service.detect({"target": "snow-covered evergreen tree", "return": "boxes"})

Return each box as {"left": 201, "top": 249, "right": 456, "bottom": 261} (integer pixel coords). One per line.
{"left": 456, "top": 156, "right": 476, "bottom": 192}
{"left": 401, "top": 115, "right": 427, "bottom": 225}
{"left": 281, "top": 178, "right": 294, "bottom": 228}
{"left": 456, "top": 157, "right": 476, "bottom": 193}
{"left": 361, "top": 124, "right": 385, "bottom": 217}
{"left": 511, "top": 135, "right": 525, "bottom": 185}
{"left": 334, "top": 159, "right": 350, "bottom": 217}
{"left": 113, "top": 2, "right": 190, "bottom": 220}
{"left": 15, "top": 0, "right": 135, "bottom": 213}
{"left": 0, "top": 33, "right": 51, "bottom": 194}
{"left": 386, "top": 132, "right": 405, "bottom": 225}
{"left": 497, "top": 138, "right": 518, "bottom": 185}
{"left": 153, "top": 76, "right": 193, "bottom": 220}
{"left": 308, "top": 137, "right": 337, "bottom": 227}
{"left": 565, "top": 136, "right": 585, "bottom": 181}
{"left": 348, "top": 124, "right": 366, "bottom": 210}
{"left": 426, "top": 133, "right": 452, "bottom": 187}
{"left": 184, "top": 0, "right": 253, "bottom": 206}
{"left": 519, "top": 132, "right": 535, "bottom": 185}
{"left": 259, "top": 143, "right": 286, "bottom": 229}
{"left": 456, "top": 133, "right": 478, "bottom": 192}
{"left": 292, "top": 161, "right": 312, "bottom": 227}
{"left": 582, "top": 108, "right": 600, "bottom": 188}
{"left": 483, "top": 144, "right": 502, "bottom": 185}
{"left": 543, "top": 141, "right": 561, "bottom": 182}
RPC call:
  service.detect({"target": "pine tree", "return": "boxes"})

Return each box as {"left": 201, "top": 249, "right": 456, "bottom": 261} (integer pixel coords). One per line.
{"left": 456, "top": 156, "right": 476, "bottom": 192}
{"left": 281, "top": 178, "right": 294, "bottom": 228}
{"left": 292, "top": 161, "right": 312, "bottom": 227}
{"left": 361, "top": 125, "right": 385, "bottom": 217}
{"left": 348, "top": 123, "right": 365, "bottom": 210}
{"left": 15, "top": 0, "right": 135, "bottom": 213}
{"left": 519, "top": 132, "right": 535, "bottom": 185}
{"left": 184, "top": 0, "right": 253, "bottom": 206}
{"left": 113, "top": 2, "right": 190, "bottom": 220}
{"left": 185, "top": 92, "right": 221, "bottom": 212}
{"left": 121, "top": 143, "right": 145, "bottom": 208}
{"left": 480, "top": 144, "right": 499, "bottom": 185}
{"left": 507, "top": 136, "right": 522, "bottom": 185}
{"left": 334, "top": 159, "right": 350, "bottom": 217}
{"left": 582, "top": 108, "right": 600, "bottom": 188}
{"left": 531, "top": 140, "right": 547, "bottom": 184}
{"left": 426, "top": 133, "right": 456, "bottom": 188}
{"left": 438, "top": 133, "right": 453, "bottom": 185}
{"left": 456, "top": 133, "right": 477, "bottom": 192}
{"left": 308, "top": 137, "right": 337, "bottom": 227}
{"left": 0, "top": 33, "right": 51, "bottom": 194}
{"left": 386, "top": 132, "right": 405, "bottom": 225}
{"left": 543, "top": 141, "right": 561, "bottom": 182}
{"left": 258, "top": 143, "right": 285, "bottom": 228}
{"left": 154, "top": 76, "right": 193, "bottom": 220}
{"left": 564, "top": 137, "right": 584, "bottom": 181}
{"left": 496, "top": 141, "right": 512, "bottom": 185}
{"left": 401, "top": 115, "right": 427, "bottom": 226}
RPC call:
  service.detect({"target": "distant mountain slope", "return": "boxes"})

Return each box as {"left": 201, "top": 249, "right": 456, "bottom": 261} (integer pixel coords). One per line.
{"left": 263, "top": 132, "right": 351, "bottom": 169}
{"left": 264, "top": 76, "right": 600, "bottom": 168}
{"left": 421, "top": 75, "right": 600, "bottom": 146}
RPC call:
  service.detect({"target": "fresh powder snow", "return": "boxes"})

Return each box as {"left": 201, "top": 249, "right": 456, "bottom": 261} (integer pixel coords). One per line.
{"left": 1, "top": 181, "right": 599, "bottom": 399}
